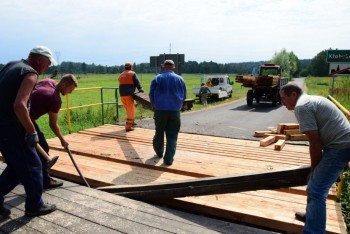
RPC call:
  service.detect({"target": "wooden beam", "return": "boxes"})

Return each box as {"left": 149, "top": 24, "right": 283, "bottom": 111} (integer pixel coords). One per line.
{"left": 289, "top": 134, "right": 308, "bottom": 141}
{"left": 97, "top": 165, "right": 310, "bottom": 201}
{"left": 283, "top": 123, "right": 300, "bottom": 129}
{"left": 283, "top": 129, "right": 300, "bottom": 135}
{"left": 254, "top": 130, "right": 272, "bottom": 137}
{"left": 274, "top": 139, "right": 286, "bottom": 151}
{"left": 263, "top": 134, "right": 286, "bottom": 140}
{"left": 277, "top": 123, "right": 299, "bottom": 134}
{"left": 260, "top": 135, "right": 276, "bottom": 146}
{"left": 133, "top": 92, "right": 152, "bottom": 110}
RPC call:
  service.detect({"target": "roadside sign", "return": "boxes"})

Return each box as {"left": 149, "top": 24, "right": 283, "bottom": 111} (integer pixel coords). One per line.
{"left": 329, "top": 63, "right": 350, "bottom": 75}
{"left": 326, "top": 50, "right": 350, "bottom": 63}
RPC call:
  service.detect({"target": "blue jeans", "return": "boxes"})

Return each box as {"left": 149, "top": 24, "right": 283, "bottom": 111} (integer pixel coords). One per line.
{"left": 0, "top": 123, "right": 44, "bottom": 211}
{"left": 153, "top": 110, "right": 181, "bottom": 164}
{"left": 303, "top": 147, "right": 350, "bottom": 234}
{"left": 34, "top": 121, "right": 51, "bottom": 184}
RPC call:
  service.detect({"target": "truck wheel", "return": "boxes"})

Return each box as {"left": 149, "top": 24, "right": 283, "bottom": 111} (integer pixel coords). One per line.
{"left": 272, "top": 100, "right": 277, "bottom": 107}
{"left": 271, "top": 93, "right": 278, "bottom": 107}
{"left": 247, "top": 90, "right": 253, "bottom": 106}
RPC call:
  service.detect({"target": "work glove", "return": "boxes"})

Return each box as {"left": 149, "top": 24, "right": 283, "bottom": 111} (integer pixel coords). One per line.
{"left": 25, "top": 132, "right": 39, "bottom": 147}
{"left": 139, "top": 89, "right": 144, "bottom": 93}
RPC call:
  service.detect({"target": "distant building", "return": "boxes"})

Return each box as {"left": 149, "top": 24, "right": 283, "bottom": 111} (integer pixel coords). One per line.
{"left": 150, "top": 54, "right": 185, "bottom": 74}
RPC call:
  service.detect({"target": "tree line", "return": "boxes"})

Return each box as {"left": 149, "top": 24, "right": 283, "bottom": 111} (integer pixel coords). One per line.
{"left": 0, "top": 49, "right": 330, "bottom": 77}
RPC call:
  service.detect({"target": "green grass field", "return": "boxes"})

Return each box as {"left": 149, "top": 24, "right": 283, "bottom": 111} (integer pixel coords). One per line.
{"left": 304, "top": 76, "right": 350, "bottom": 109}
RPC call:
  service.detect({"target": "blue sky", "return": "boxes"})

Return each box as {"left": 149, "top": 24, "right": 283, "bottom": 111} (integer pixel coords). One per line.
{"left": 1, "top": 0, "right": 349, "bottom": 66}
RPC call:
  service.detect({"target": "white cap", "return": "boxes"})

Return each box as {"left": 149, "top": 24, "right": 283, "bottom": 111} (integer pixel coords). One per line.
{"left": 30, "top": 45, "right": 57, "bottom": 66}
{"left": 162, "top": 59, "right": 175, "bottom": 68}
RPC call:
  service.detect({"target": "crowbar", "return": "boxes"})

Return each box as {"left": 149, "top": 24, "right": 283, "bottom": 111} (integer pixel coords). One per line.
{"left": 66, "top": 146, "right": 90, "bottom": 188}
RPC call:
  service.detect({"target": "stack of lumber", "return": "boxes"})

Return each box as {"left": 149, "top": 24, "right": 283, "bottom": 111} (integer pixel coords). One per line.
{"left": 235, "top": 75, "right": 257, "bottom": 87}
{"left": 235, "top": 75, "right": 244, "bottom": 83}
{"left": 235, "top": 75, "right": 281, "bottom": 87}
{"left": 256, "top": 75, "right": 280, "bottom": 86}
{"left": 255, "top": 123, "right": 308, "bottom": 151}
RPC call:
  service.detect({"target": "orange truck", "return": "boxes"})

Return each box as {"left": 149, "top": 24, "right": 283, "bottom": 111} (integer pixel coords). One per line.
{"left": 235, "top": 64, "right": 288, "bottom": 107}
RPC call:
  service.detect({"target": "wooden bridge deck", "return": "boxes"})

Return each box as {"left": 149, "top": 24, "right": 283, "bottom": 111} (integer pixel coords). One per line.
{"left": 30, "top": 125, "right": 346, "bottom": 233}
{"left": 0, "top": 163, "right": 268, "bottom": 234}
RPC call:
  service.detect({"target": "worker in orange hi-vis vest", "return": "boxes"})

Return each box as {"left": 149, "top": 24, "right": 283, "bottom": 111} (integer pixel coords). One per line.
{"left": 118, "top": 62, "right": 144, "bottom": 132}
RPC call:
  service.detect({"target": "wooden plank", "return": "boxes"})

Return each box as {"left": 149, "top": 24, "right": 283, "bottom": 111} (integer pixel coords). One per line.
{"left": 170, "top": 192, "right": 346, "bottom": 234}
{"left": 38, "top": 125, "right": 345, "bottom": 233}
{"left": 0, "top": 163, "right": 263, "bottom": 234}
{"left": 254, "top": 130, "right": 272, "bottom": 137}
{"left": 263, "top": 133, "right": 287, "bottom": 140}
{"left": 97, "top": 166, "right": 309, "bottom": 200}
{"left": 290, "top": 134, "right": 308, "bottom": 141}
{"left": 47, "top": 132, "right": 311, "bottom": 174}
{"left": 283, "top": 123, "right": 300, "bottom": 129}
{"left": 277, "top": 123, "right": 299, "bottom": 134}
{"left": 284, "top": 129, "right": 300, "bottom": 135}
{"left": 274, "top": 139, "right": 286, "bottom": 151}
{"left": 259, "top": 135, "right": 276, "bottom": 146}
{"left": 133, "top": 92, "right": 152, "bottom": 110}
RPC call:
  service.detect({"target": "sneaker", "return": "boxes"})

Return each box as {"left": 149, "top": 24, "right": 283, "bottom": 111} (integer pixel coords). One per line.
{"left": 295, "top": 212, "right": 306, "bottom": 222}
{"left": 0, "top": 205, "right": 10, "bottom": 217}
{"left": 25, "top": 203, "right": 57, "bottom": 217}
{"left": 44, "top": 178, "right": 63, "bottom": 189}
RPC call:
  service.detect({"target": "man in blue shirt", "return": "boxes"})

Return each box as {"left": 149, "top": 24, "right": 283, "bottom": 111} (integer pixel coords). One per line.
{"left": 149, "top": 60, "right": 187, "bottom": 165}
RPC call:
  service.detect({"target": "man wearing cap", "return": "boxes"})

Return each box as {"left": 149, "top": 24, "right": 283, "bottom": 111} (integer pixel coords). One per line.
{"left": 118, "top": 62, "right": 144, "bottom": 132}
{"left": 0, "top": 45, "right": 57, "bottom": 217}
{"left": 149, "top": 60, "right": 187, "bottom": 166}
{"left": 30, "top": 74, "right": 78, "bottom": 189}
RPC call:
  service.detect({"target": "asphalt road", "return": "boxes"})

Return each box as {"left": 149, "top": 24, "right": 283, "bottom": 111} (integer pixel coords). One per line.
{"left": 136, "top": 78, "right": 306, "bottom": 141}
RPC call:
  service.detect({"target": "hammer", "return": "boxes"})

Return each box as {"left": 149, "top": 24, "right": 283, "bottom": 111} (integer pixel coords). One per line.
{"left": 35, "top": 144, "right": 59, "bottom": 168}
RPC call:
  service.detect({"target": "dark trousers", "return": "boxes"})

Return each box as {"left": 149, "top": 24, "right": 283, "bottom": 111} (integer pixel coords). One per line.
{"left": 0, "top": 123, "right": 43, "bottom": 211}
{"left": 33, "top": 122, "right": 51, "bottom": 184}
{"left": 153, "top": 110, "right": 181, "bottom": 164}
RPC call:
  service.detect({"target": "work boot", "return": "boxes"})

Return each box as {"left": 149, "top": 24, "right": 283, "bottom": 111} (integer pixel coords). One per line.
{"left": 295, "top": 212, "right": 306, "bottom": 222}
{"left": 44, "top": 178, "right": 63, "bottom": 189}
{"left": 0, "top": 205, "right": 10, "bottom": 217}
{"left": 125, "top": 128, "right": 134, "bottom": 132}
{"left": 125, "top": 118, "right": 134, "bottom": 132}
{"left": 25, "top": 203, "right": 57, "bottom": 217}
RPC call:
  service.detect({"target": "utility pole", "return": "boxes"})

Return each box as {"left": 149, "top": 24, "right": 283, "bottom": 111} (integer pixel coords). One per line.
{"left": 169, "top": 43, "right": 171, "bottom": 54}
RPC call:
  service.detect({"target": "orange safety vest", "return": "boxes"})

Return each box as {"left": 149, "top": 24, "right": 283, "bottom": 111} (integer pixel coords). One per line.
{"left": 118, "top": 70, "right": 135, "bottom": 85}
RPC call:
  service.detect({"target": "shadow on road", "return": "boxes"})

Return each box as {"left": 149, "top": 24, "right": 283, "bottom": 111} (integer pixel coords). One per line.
{"left": 230, "top": 103, "right": 284, "bottom": 113}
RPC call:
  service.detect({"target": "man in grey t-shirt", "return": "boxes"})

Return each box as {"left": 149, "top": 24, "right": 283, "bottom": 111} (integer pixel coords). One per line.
{"left": 280, "top": 82, "right": 350, "bottom": 234}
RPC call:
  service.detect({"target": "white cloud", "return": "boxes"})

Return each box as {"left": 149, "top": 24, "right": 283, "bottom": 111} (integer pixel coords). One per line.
{"left": 0, "top": 0, "right": 349, "bottom": 65}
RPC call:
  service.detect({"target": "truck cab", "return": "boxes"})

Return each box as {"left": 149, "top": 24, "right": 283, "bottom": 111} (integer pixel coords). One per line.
{"left": 258, "top": 64, "right": 282, "bottom": 76}
{"left": 193, "top": 74, "right": 233, "bottom": 100}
